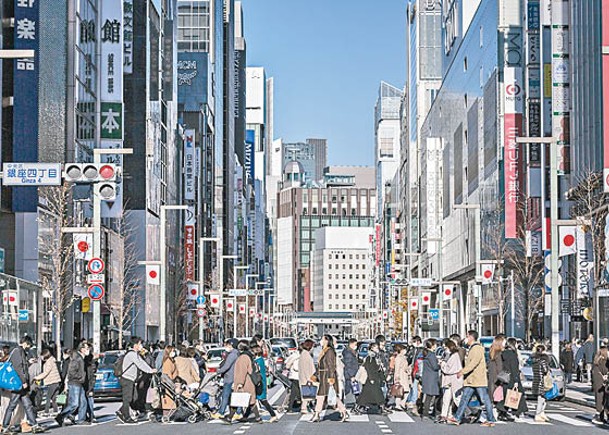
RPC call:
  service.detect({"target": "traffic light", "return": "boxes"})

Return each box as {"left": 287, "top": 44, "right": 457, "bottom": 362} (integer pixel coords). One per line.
{"left": 63, "top": 163, "right": 118, "bottom": 183}
{"left": 95, "top": 181, "right": 117, "bottom": 201}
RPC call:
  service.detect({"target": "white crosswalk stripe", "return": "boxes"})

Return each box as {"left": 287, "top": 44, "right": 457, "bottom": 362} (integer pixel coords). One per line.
{"left": 546, "top": 413, "right": 594, "bottom": 427}
{"left": 387, "top": 411, "right": 415, "bottom": 423}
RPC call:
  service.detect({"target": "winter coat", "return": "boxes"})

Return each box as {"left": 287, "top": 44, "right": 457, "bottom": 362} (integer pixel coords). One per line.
{"left": 592, "top": 354, "right": 609, "bottom": 413}
{"left": 441, "top": 352, "right": 463, "bottom": 395}
{"left": 336, "top": 351, "right": 345, "bottom": 397}
{"left": 299, "top": 350, "right": 315, "bottom": 387}
{"left": 217, "top": 349, "right": 239, "bottom": 384}
{"left": 175, "top": 356, "right": 200, "bottom": 385}
{"left": 421, "top": 351, "right": 440, "bottom": 396}
{"left": 162, "top": 357, "right": 178, "bottom": 380}
{"left": 577, "top": 341, "right": 595, "bottom": 365}
{"left": 316, "top": 346, "right": 338, "bottom": 397}
{"left": 342, "top": 347, "right": 359, "bottom": 395}
{"left": 67, "top": 351, "right": 86, "bottom": 386}
{"left": 531, "top": 352, "right": 550, "bottom": 396}
{"left": 285, "top": 352, "right": 300, "bottom": 381}
{"left": 34, "top": 356, "right": 61, "bottom": 386}
{"left": 84, "top": 355, "right": 98, "bottom": 393}
{"left": 232, "top": 353, "right": 256, "bottom": 405}
{"left": 8, "top": 346, "right": 30, "bottom": 387}
{"left": 487, "top": 351, "right": 503, "bottom": 393}
{"left": 255, "top": 356, "right": 269, "bottom": 400}
{"left": 560, "top": 349, "right": 574, "bottom": 373}
{"left": 501, "top": 348, "right": 527, "bottom": 416}
{"left": 393, "top": 353, "right": 411, "bottom": 391}
{"left": 357, "top": 353, "right": 385, "bottom": 406}
{"left": 462, "top": 343, "right": 488, "bottom": 388}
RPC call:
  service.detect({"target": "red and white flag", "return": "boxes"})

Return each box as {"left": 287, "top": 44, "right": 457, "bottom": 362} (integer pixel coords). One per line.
{"left": 481, "top": 264, "right": 496, "bottom": 285}
{"left": 225, "top": 299, "right": 235, "bottom": 311}
{"left": 559, "top": 225, "right": 577, "bottom": 257}
{"left": 146, "top": 265, "right": 160, "bottom": 285}
{"left": 443, "top": 285, "right": 454, "bottom": 300}
{"left": 421, "top": 292, "right": 432, "bottom": 306}
{"left": 186, "top": 283, "right": 198, "bottom": 300}
{"left": 2, "top": 291, "right": 17, "bottom": 306}
{"left": 209, "top": 294, "right": 220, "bottom": 308}
{"left": 73, "top": 234, "right": 93, "bottom": 260}
{"left": 238, "top": 304, "right": 246, "bottom": 314}
{"left": 263, "top": 314, "right": 269, "bottom": 322}
{"left": 409, "top": 298, "right": 419, "bottom": 311}
{"left": 382, "top": 311, "right": 389, "bottom": 320}
{"left": 249, "top": 307, "right": 256, "bottom": 317}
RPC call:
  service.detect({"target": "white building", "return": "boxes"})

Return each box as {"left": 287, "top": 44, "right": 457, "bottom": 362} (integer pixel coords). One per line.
{"left": 310, "top": 227, "right": 374, "bottom": 312}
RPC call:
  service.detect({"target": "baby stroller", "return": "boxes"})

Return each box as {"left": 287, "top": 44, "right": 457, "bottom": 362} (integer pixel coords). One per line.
{"left": 273, "top": 370, "right": 294, "bottom": 413}
{"left": 154, "top": 373, "right": 221, "bottom": 423}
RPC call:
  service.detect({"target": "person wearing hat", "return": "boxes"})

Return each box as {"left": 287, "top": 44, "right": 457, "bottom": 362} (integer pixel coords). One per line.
{"left": 211, "top": 339, "right": 240, "bottom": 419}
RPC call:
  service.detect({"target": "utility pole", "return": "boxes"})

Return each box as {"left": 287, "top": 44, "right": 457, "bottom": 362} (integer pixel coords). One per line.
{"left": 199, "top": 237, "right": 220, "bottom": 342}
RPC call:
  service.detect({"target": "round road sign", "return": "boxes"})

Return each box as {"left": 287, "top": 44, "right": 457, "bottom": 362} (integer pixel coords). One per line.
{"left": 196, "top": 295, "right": 206, "bottom": 305}
{"left": 87, "top": 284, "right": 105, "bottom": 301}
{"left": 196, "top": 307, "right": 206, "bottom": 318}
{"left": 88, "top": 258, "right": 105, "bottom": 274}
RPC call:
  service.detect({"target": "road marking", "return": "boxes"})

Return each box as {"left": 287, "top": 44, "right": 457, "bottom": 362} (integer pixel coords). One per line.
{"left": 269, "top": 385, "right": 286, "bottom": 405}
{"left": 380, "top": 430, "right": 392, "bottom": 433}
{"left": 546, "top": 414, "right": 594, "bottom": 427}
{"left": 347, "top": 414, "right": 370, "bottom": 422}
{"left": 388, "top": 411, "right": 415, "bottom": 423}
{"left": 234, "top": 431, "right": 246, "bottom": 434}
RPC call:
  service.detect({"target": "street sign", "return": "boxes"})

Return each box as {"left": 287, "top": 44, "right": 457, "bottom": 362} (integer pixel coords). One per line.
{"left": 18, "top": 309, "right": 28, "bottom": 322}
{"left": 87, "top": 284, "right": 105, "bottom": 301}
{"left": 196, "top": 295, "right": 206, "bottom": 305}
{"left": 410, "top": 278, "right": 433, "bottom": 287}
{"left": 87, "top": 274, "right": 105, "bottom": 284}
{"left": 247, "top": 289, "right": 263, "bottom": 296}
{"left": 429, "top": 308, "right": 440, "bottom": 320}
{"left": 2, "top": 163, "right": 61, "bottom": 186}
{"left": 196, "top": 307, "right": 206, "bottom": 318}
{"left": 228, "top": 289, "right": 247, "bottom": 297}
{"left": 87, "top": 258, "right": 105, "bottom": 274}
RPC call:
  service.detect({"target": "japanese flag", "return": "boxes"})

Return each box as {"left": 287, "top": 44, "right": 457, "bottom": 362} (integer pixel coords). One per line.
{"left": 186, "top": 283, "right": 198, "bottom": 300}
{"left": 559, "top": 225, "right": 577, "bottom": 257}
{"left": 443, "top": 285, "right": 454, "bottom": 300}
{"left": 481, "top": 264, "right": 496, "bottom": 285}
{"left": 263, "top": 314, "right": 269, "bottom": 322}
{"left": 226, "top": 299, "right": 235, "bottom": 311}
{"left": 146, "top": 265, "right": 160, "bottom": 285}
{"left": 421, "top": 292, "right": 432, "bottom": 306}
{"left": 209, "top": 294, "right": 220, "bottom": 308}
{"left": 409, "top": 298, "right": 419, "bottom": 311}
{"left": 382, "top": 311, "right": 389, "bottom": 319}
{"left": 238, "top": 304, "right": 246, "bottom": 314}
{"left": 249, "top": 307, "right": 256, "bottom": 317}
{"left": 2, "top": 291, "right": 17, "bottom": 306}
{"left": 73, "top": 234, "right": 93, "bottom": 261}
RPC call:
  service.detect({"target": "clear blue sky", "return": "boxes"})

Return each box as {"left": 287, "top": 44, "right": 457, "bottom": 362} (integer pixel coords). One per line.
{"left": 242, "top": 0, "right": 407, "bottom": 167}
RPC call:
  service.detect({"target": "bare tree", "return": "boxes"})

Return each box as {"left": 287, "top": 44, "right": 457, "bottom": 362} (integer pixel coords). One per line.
{"left": 38, "top": 184, "right": 75, "bottom": 359}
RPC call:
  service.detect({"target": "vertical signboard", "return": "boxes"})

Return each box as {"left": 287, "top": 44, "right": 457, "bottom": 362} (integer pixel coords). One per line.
{"left": 184, "top": 129, "right": 196, "bottom": 201}
{"left": 576, "top": 226, "right": 594, "bottom": 299}
{"left": 12, "top": 0, "right": 40, "bottom": 212}
{"left": 123, "top": 0, "right": 133, "bottom": 75}
{"left": 551, "top": 0, "right": 570, "bottom": 175}
{"left": 504, "top": 67, "right": 524, "bottom": 239}
{"left": 603, "top": 0, "right": 609, "bottom": 192}
{"left": 375, "top": 224, "right": 382, "bottom": 267}
{"left": 100, "top": 0, "right": 124, "bottom": 218}
{"left": 184, "top": 224, "right": 195, "bottom": 282}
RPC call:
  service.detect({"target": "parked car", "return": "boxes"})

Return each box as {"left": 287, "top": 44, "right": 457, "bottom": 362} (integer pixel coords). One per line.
{"left": 357, "top": 340, "right": 374, "bottom": 362}
{"left": 94, "top": 351, "right": 124, "bottom": 399}
{"left": 270, "top": 337, "right": 298, "bottom": 355}
{"left": 271, "top": 345, "right": 289, "bottom": 373}
{"left": 205, "top": 348, "right": 225, "bottom": 374}
{"left": 519, "top": 350, "right": 566, "bottom": 401}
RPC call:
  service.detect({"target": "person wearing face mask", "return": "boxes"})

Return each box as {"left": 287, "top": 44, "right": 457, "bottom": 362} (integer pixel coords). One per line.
{"left": 161, "top": 346, "right": 178, "bottom": 380}
{"left": 210, "top": 339, "right": 240, "bottom": 420}
{"left": 357, "top": 342, "right": 386, "bottom": 415}
{"left": 55, "top": 342, "right": 90, "bottom": 427}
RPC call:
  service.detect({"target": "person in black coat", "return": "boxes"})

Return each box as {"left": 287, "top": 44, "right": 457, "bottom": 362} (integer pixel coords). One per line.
{"left": 560, "top": 343, "right": 575, "bottom": 384}
{"left": 357, "top": 343, "right": 386, "bottom": 413}
{"left": 342, "top": 339, "right": 359, "bottom": 396}
{"left": 501, "top": 338, "right": 527, "bottom": 418}
{"left": 83, "top": 351, "right": 98, "bottom": 423}
{"left": 420, "top": 339, "right": 440, "bottom": 420}
{"left": 531, "top": 345, "right": 551, "bottom": 422}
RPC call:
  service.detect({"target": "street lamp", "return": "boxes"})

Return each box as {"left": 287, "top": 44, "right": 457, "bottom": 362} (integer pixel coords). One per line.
{"left": 199, "top": 237, "right": 220, "bottom": 341}
{"left": 233, "top": 265, "right": 249, "bottom": 336}
{"left": 220, "top": 255, "right": 238, "bottom": 339}
{"left": 453, "top": 203, "right": 481, "bottom": 338}
{"left": 159, "top": 204, "right": 189, "bottom": 342}
{"left": 244, "top": 274, "right": 259, "bottom": 337}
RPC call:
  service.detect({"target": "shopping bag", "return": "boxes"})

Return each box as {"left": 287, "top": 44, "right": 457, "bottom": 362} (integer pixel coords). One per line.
{"left": 544, "top": 373, "right": 554, "bottom": 390}
{"left": 354, "top": 366, "right": 368, "bottom": 385}
{"left": 146, "top": 386, "right": 161, "bottom": 408}
{"left": 351, "top": 380, "right": 362, "bottom": 395}
{"left": 544, "top": 383, "right": 559, "bottom": 400}
{"left": 327, "top": 386, "right": 337, "bottom": 406}
{"left": 301, "top": 384, "right": 318, "bottom": 398}
{"left": 0, "top": 361, "right": 23, "bottom": 392}
{"left": 230, "top": 392, "right": 251, "bottom": 408}
{"left": 389, "top": 383, "right": 405, "bottom": 399}
{"left": 56, "top": 393, "right": 67, "bottom": 406}
{"left": 493, "top": 386, "right": 504, "bottom": 403}
{"left": 504, "top": 387, "right": 522, "bottom": 409}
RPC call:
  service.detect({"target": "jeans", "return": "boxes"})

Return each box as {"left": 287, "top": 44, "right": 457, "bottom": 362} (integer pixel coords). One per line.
{"left": 218, "top": 382, "right": 233, "bottom": 415}
{"left": 59, "top": 384, "right": 86, "bottom": 423}
{"left": 120, "top": 379, "right": 135, "bottom": 419}
{"left": 454, "top": 386, "right": 496, "bottom": 423}
{"left": 2, "top": 390, "right": 38, "bottom": 428}
{"left": 85, "top": 393, "right": 95, "bottom": 421}
{"left": 406, "top": 379, "right": 419, "bottom": 404}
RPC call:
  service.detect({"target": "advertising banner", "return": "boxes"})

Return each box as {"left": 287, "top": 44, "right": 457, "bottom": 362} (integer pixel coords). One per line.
{"left": 185, "top": 225, "right": 196, "bottom": 281}
{"left": 552, "top": 0, "right": 570, "bottom": 175}
{"left": 184, "top": 129, "right": 196, "bottom": 201}
{"left": 576, "top": 226, "right": 594, "bottom": 299}
{"left": 375, "top": 224, "right": 381, "bottom": 267}
{"left": 603, "top": 0, "right": 609, "bottom": 191}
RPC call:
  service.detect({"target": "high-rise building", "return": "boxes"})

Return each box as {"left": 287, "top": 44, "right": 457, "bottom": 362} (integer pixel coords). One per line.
{"left": 282, "top": 139, "right": 327, "bottom": 184}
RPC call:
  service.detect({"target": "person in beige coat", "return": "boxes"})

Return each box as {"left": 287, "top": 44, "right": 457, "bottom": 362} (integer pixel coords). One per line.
{"left": 33, "top": 349, "right": 62, "bottom": 416}
{"left": 439, "top": 340, "right": 464, "bottom": 422}
{"left": 393, "top": 344, "right": 411, "bottom": 411}
{"left": 225, "top": 342, "right": 260, "bottom": 423}
{"left": 298, "top": 340, "right": 316, "bottom": 413}
{"left": 175, "top": 348, "right": 200, "bottom": 387}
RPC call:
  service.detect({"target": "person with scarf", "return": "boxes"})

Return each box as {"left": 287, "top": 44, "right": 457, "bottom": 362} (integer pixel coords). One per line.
{"left": 357, "top": 342, "right": 387, "bottom": 414}
{"left": 310, "top": 335, "right": 348, "bottom": 423}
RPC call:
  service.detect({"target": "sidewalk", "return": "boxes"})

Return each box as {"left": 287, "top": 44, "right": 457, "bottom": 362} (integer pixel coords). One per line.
{"left": 565, "top": 381, "right": 595, "bottom": 408}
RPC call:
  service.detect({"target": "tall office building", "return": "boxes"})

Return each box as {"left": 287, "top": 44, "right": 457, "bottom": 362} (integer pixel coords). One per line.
{"left": 282, "top": 139, "right": 327, "bottom": 184}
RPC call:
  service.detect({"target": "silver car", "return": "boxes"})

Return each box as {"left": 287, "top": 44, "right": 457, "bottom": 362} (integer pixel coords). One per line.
{"left": 519, "top": 351, "right": 566, "bottom": 401}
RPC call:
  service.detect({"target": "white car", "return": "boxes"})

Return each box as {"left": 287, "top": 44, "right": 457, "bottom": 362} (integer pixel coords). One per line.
{"left": 519, "top": 351, "right": 566, "bottom": 401}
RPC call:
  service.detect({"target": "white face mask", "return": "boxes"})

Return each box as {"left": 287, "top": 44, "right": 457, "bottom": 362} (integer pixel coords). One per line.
{"left": 170, "top": 351, "right": 176, "bottom": 358}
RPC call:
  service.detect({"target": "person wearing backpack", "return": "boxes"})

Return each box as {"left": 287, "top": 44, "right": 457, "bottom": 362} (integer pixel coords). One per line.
{"left": 116, "top": 337, "right": 157, "bottom": 424}
{"left": 252, "top": 345, "right": 277, "bottom": 422}
{"left": 1, "top": 337, "right": 45, "bottom": 434}
{"left": 55, "top": 342, "right": 89, "bottom": 427}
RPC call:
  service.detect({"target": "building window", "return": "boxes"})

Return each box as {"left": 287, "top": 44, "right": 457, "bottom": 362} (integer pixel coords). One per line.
{"left": 342, "top": 284, "right": 346, "bottom": 289}
{"left": 329, "top": 294, "right": 332, "bottom": 299}
{"left": 349, "top": 264, "right": 353, "bottom": 270}
{"left": 343, "top": 304, "right": 346, "bottom": 310}
{"left": 363, "top": 284, "right": 366, "bottom": 289}
{"left": 349, "top": 284, "right": 353, "bottom": 289}
{"left": 349, "top": 294, "right": 353, "bottom": 300}
{"left": 350, "top": 304, "right": 353, "bottom": 310}
{"left": 328, "top": 264, "right": 332, "bottom": 270}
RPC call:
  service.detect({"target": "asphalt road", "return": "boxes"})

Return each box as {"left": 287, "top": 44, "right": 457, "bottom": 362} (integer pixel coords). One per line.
{"left": 35, "top": 385, "right": 606, "bottom": 435}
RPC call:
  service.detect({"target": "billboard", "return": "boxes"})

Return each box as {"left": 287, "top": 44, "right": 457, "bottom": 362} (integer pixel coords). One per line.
{"left": 184, "top": 225, "right": 195, "bottom": 282}
{"left": 184, "top": 129, "right": 196, "bottom": 201}
{"left": 551, "top": 0, "right": 570, "bottom": 175}
{"left": 12, "top": 0, "right": 40, "bottom": 212}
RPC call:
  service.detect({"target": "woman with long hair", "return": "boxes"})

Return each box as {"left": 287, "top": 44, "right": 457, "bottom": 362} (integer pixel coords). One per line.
{"left": 420, "top": 339, "right": 440, "bottom": 421}
{"left": 161, "top": 345, "right": 178, "bottom": 380}
{"left": 357, "top": 342, "right": 386, "bottom": 414}
{"left": 33, "top": 348, "right": 62, "bottom": 416}
{"left": 488, "top": 337, "right": 509, "bottom": 421}
{"left": 310, "top": 335, "right": 348, "bottom": 423}
{"left": 438, "top": 339, "right": 463, "bottom": 423}
{"left": 225, "top": 341, "right": 261, "bottom": 424}
{"left": 592, "top": 346, "right": 609, "bottom": 423}
{"left": 501, "top": 338, "right": 527, "bottom": 419}
{"left": 298, "top": 340, "right": 316, "bottom": 414}
{"left": 532, "top": 345, "right": 551, "bottom": 422}
{"left": 393, "top": 344, "right": 411, "bottom": 411}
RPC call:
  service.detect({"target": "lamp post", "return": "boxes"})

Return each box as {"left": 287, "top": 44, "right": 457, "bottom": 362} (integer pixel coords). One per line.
{"left": 199, "top": 237, "right": 220, "bottom": 341}
{"left": 233, "top": 265, "right": 249, "bottom": 336}
{"left": 159, "top": 204, "right": 188, "bottom": 342}
{"left": 422, "top": 237, "right": 444, "bottom": 336}
{"left": 244, "top": 274, "right": 259, "bottom": 337}
{"left": 221, "top": 255, "right": 238, "bottom": 338}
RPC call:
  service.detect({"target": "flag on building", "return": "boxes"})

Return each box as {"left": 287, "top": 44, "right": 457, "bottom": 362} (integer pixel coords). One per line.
{"left": 559, "top": 225, "right": 577, "bottom": 257}
{"left": 421, "top": 292, "right": 432, "bottom": 306}
{"left": 73, "top": 234, "right": 93, "bottom": 260}
{"left": 409, "top": 298, "right": 419, "bottom": 311}
{"left": 186, "top": 283, "right": 198, "bottom": 300}
{"left": 209, "top": 294, "right": 220, "bottom": 308}
{"left": 226, "top": 299, "right": 235, "bottom": 311}
{"left": 443, "top": 285, "right": 454, "bottom": 300}
{"left": 481, "top": 264, "right": 496, "bottom": 285}
{"left": 146, "top": 265, "right": 160, "bottom": 285}
{"left": 238, "top": 304, "right": 246, "bottom": 314}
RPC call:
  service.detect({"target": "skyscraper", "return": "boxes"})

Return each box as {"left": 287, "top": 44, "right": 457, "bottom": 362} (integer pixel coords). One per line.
{"left": 282, "top": 139, "right": 327, "bottom": 184}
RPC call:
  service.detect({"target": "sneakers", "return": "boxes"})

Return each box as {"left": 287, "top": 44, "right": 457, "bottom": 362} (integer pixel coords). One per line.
{"left": 480, "top": 421, "right": 495, "bottom": 427}
{"left": 232, "top": 413, "right": 243, "bottom": 422}
{"left": 269, "top": 416, "right": 279, "bottom": 423}
{"left": 446, "top": 417, "right": 460, "bottom": 426}
{"left": 116, "top": 411, "right": 136, "bottom": 424}
{"left": 54, "top": 416, "right": 63, "bottom": 427}
{"left": 210, "top": 412, "right": 223, "bottom": 420}
{"left": 534, "top": 416, "right": 546, "bottom": 423}
{"left": 30, "top": 425, "right": 46, "bottom": 434}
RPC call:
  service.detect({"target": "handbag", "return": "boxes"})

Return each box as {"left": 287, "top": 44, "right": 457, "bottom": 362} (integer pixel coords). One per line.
{"left": 496, "top": 370, "right": 511, "bottom": 385}
{"left": 301, "top": 383, "right": 318, "bottom": 398}
{"left": 56, "top": 393, "right": 67, "bottom": 406}
{"left": 146, "top": 386, "right": 160, "bottom": 408}
{"left": 504, "top": 387, "right": 522, "bottom": 410}
{"left": 389, "top": 382, "right": 405, "bottom": 399}
{"left": 543, "top": 373, "right": 554, "bottom": 391}
{"left": 351, "top": 379, "right": 362, "bottom": 395}
{"left": 355, "top": 366, "right": 368, "bottom": 385}
{"left": 544, "top": 383, "right": 559, "bottom": 400}
{"left": 0, "top": 361, "right": 23, "bottom": 392}
{"left": 230, "top": 392, "right": 251, "bottom": 408}
{"left": 493, "top": 386, "right": 504, "bottom": 403}
{"left": 327, "top": 385, "right": 337, "bottom": 406}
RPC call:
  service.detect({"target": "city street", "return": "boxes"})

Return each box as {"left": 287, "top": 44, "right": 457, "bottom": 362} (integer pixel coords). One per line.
{"left": 36, "top": 386, "right": 606, "bottom": 435}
